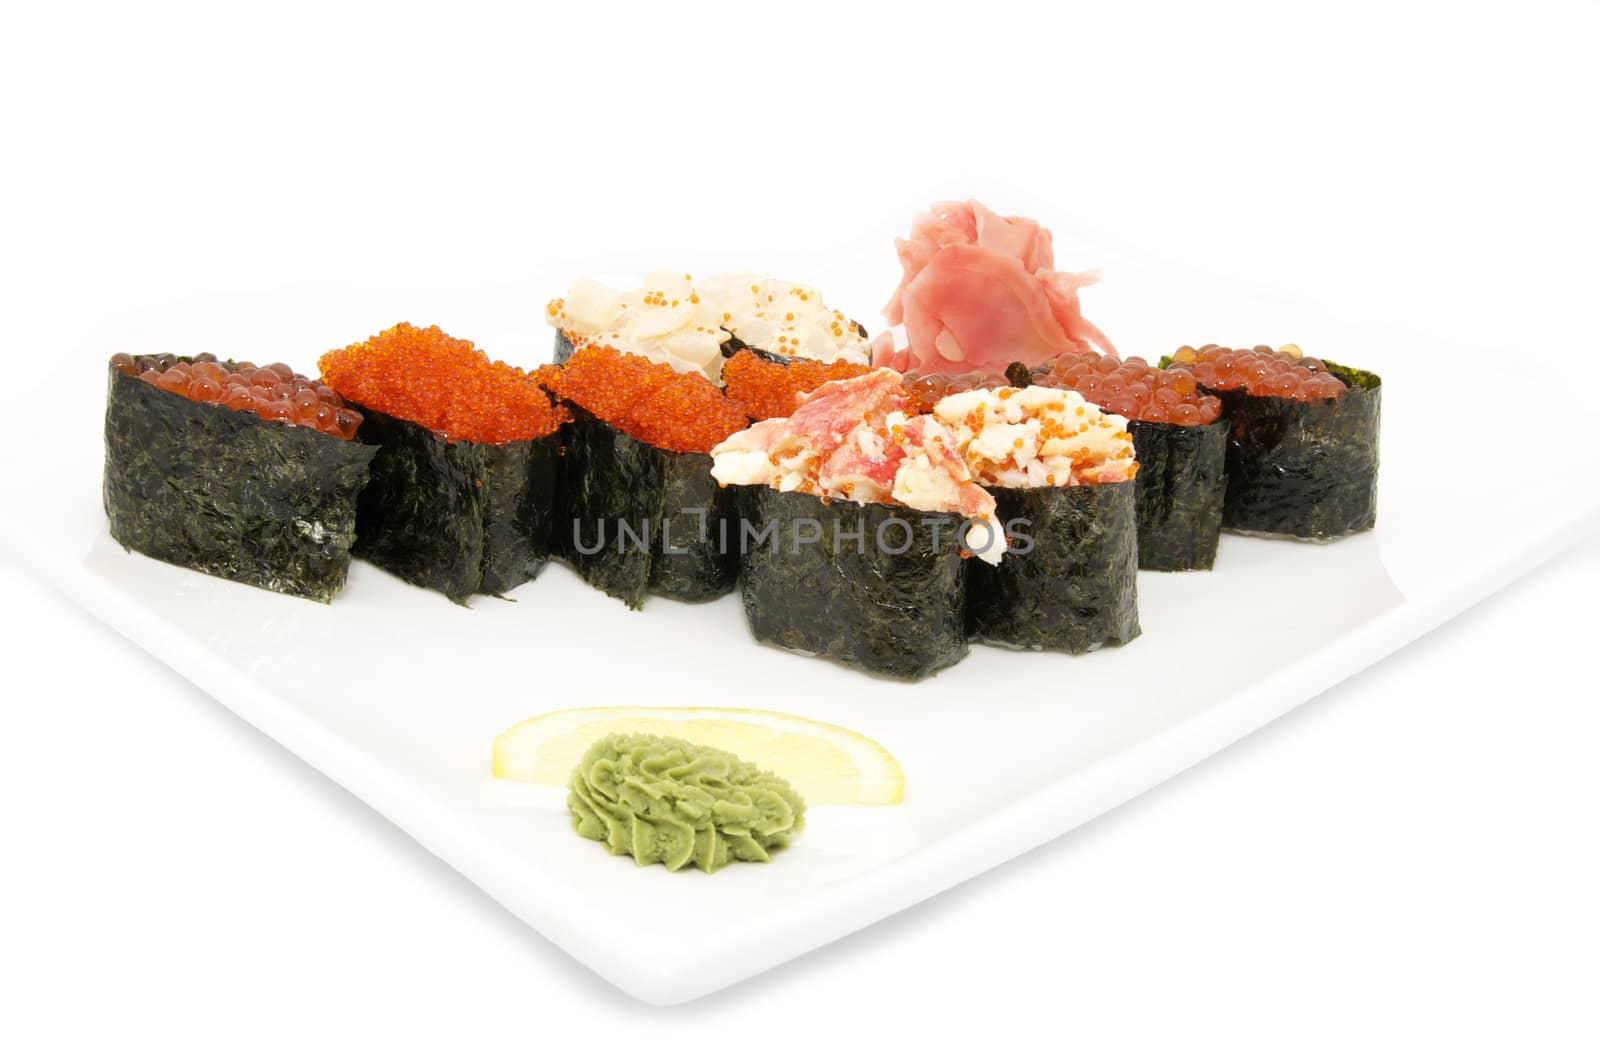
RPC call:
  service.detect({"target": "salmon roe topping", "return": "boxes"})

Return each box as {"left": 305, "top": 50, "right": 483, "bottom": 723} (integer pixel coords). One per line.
{"left": 721, "top": 350, "right": 876, "bottom": 421}
{"left": 900, "top": 368, "right": 1015, "bottom": 415}
{"left": 538, "top": 345, "right": 749, "bottom": 454}
{"left": 318, "top": 323, "right": 568, "bottom": 444}
{"left": 113, "top": 352, "right": 361, "bottom": 440}
{"left": 1168, "top": 343, "right": 1348, "bottom": 402}
{"left": 1035, "top": 352, "right": 1224, "bottom": 426}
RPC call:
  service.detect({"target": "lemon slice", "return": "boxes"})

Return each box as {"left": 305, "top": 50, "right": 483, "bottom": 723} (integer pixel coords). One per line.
{"left": 491, "top": 706, "right": 904, "bottom": 806}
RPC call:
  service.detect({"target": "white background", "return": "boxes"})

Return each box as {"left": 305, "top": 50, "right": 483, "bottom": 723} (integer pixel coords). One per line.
{"left": 3, "top": 1, "right": 1597, "bottom": 1059}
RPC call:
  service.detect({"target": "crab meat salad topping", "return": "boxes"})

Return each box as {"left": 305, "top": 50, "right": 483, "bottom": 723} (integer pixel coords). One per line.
{"left": 931, "top": 385, "right": 1140, "bottom": 489}
{"left": 547, "top": 271, "right": 870, "bottom": 383}
{"left": 710, "top": 369, "right": 1008, "bottom": 565}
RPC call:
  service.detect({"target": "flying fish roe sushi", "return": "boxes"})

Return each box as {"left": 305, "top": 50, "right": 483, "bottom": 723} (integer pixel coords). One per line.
{"left": 721, "top": 350, "right": 877, "bottom": 421}
{"left": 318, "top": 323, "right": 567, "bottom": 444}
{"left": 538, "top": 345, "right": 749, "bottom": 454}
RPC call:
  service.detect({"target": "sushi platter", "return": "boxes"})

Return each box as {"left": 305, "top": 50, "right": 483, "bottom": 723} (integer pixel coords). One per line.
{"left": 4, "top": 204, "right": 1598, "bottom": 1003}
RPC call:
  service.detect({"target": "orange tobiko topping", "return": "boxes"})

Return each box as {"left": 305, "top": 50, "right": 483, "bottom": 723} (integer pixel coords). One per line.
{"left": 535, "top": 346, "right": 677, "bottom": 424}
{"left": 538, "top": 345, "right": 749, "bottom": 454}
{"left": 318, "top": 323, "right": 567, "bottom": 444}
{"left": 721, "top": 350, "right": 876, "bottom": 421}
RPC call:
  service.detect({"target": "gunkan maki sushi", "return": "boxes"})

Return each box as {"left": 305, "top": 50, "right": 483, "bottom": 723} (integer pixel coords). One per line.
{"left": 545, "top": 271, "right": 871, "bottom": 377}
{"left": 103, "top": 353, "right": 377, "bottom": 602}
{"left": 720, "top": 348, "right": 877, "bottom": 420}
{"left": 931, "top": 384, "right": 1142, "bottom": 654}
{"left": 900, "top": 364, "right": 1035, "bottom": 412}
{"left": 318, "top": 323, "right": 570, "bottom": 603}
{"left": 711, "top": 368, "right": 1006, "bottom": 680}
{"left": 1168, "top": 344, "right": 1380, "bottom": 541}
{"left": 537, "top": 344, "right": 751, "bottom": 608}
{"left": 1033, "top": 353, "right": 1228, "bottom": 571}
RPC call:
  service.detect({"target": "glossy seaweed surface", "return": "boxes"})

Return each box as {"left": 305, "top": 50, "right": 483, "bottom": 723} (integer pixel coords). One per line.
{"left": 103, "top": 362, "right": 377, "bottom": 603}
{"left": 1129, "top": 418, "right": 1229, "bottom": 571}
{"left": 558, "top": 417, "right": 737, "bottom": 609}
{"left": 552, "top": 329, "right": 577, "bottom": 365}
{"left": 1212, "top": 361, "right": 1381, "bottom": 541}
{"left": 351, "top": 406, "right": 559, "bottom": 603}
{"left": 968, "top": 481, "right": 1140, "bottom": 654}
{"left": 738, "top": 488, "right": 969, "bottom": 680}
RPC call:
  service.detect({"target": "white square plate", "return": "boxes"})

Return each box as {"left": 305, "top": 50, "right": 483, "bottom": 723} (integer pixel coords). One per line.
{"left": 6, "top": 245, "right": 1596, "bottom": 1004}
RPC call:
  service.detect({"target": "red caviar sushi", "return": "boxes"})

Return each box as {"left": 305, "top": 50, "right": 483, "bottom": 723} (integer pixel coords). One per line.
{"left": 1034, "top": 351, "right": 1223, "bottom": 427}
{"left": 102, "top": 353, "right": 376, "bottom": 601}
{"left": 1166, "top": 343, "right": 1381, "bottom": 541}
{"left": 1169, "top": 343, "right": 1348, "bottom": 402}
{"left": 899, "top": 367, "right": 1020, "bottom": 416}
{"left": 112, "top": 352, "right": 362, "bottom": 440}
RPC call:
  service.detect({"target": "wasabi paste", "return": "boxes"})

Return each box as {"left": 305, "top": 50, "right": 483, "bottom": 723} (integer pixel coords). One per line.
{"left": 567, "top": 734, "right": 806, "bottom": 873}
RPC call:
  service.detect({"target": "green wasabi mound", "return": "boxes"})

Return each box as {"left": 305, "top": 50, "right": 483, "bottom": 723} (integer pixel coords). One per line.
{"left": 567, "top": 733, "right": 806, "bottom": 873}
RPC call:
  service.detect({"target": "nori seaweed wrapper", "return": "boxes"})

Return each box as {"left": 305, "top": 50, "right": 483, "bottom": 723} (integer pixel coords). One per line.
{"left": 716, "top": 333, "right": 787, "bottom": 365}
{"left": 350, "top": 405, "right": 559, "bottom": 603}
{"left": 102, "top": 361, "right": 377, "bottom": 603}
{"left": 552, "top": 329, "right": 577, "bottom": 365}
{"left": 557, "top": 414, "right": 737, "bottom": 608}
{"left": 1210, "top": 361, "right": 1381, "bottom": 541}
{"left": 738, "top": 487, "right": 968, "bottom": 680}
{"left": 1128, "top": 418, "right": 1229, "bottom": 571}
{"left": 968, "top": 480, "right": 1141, "bottom": 653}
